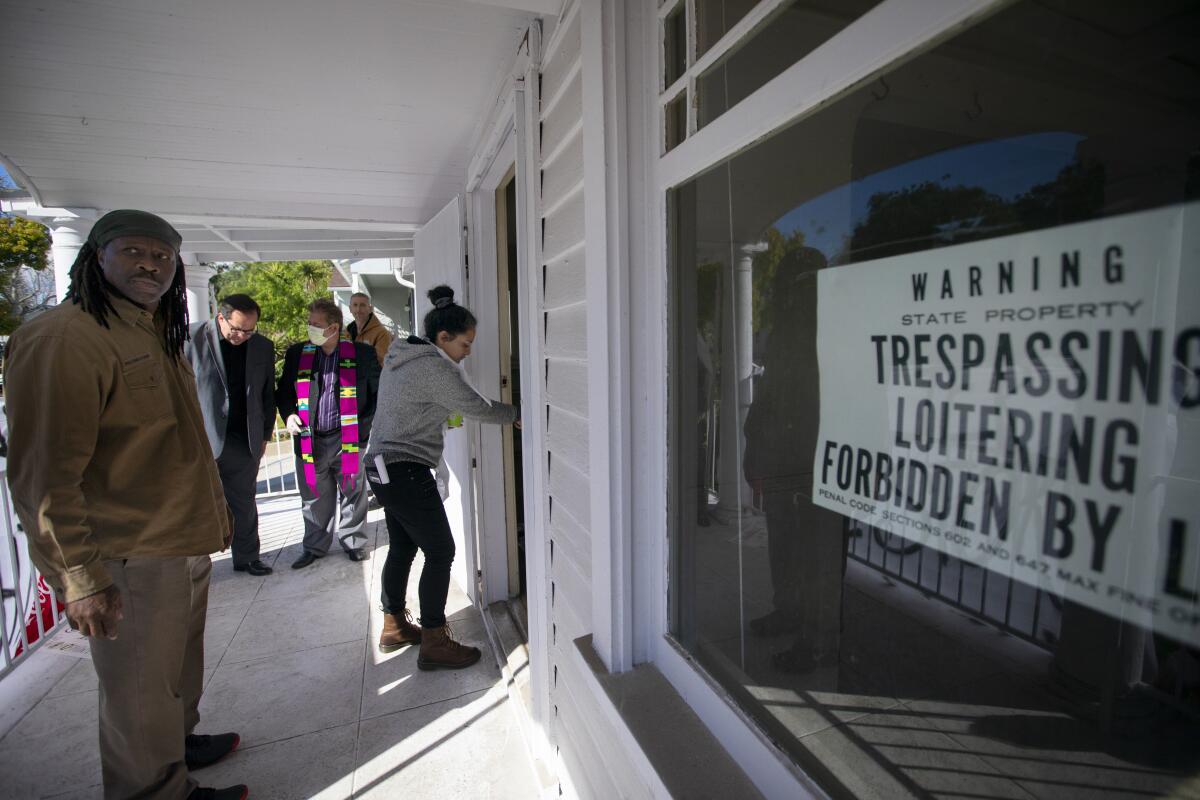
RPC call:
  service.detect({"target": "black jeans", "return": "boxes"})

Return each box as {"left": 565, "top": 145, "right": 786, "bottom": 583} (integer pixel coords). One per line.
{"left": 370, "top": 461, "right": 456, "bottom": 629}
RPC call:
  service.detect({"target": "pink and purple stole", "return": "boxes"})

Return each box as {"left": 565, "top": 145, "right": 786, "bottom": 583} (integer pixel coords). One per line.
{"left": 296, "top": 340, "right": 360, "bottom": 495}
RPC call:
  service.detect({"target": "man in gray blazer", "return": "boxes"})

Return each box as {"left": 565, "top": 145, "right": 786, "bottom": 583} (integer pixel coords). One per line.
{"left": 185, "top": 294, "right": 277, "bottom": 576}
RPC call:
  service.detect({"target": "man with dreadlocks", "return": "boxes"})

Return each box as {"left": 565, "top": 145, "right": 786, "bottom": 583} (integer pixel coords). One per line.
{"left": 5, "top": 210, "right": 249, "bottom": 800}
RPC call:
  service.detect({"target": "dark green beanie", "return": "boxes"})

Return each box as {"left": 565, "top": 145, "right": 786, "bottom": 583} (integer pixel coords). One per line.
{"left": 87, "top": 209, "right": 182, "bottom": 252}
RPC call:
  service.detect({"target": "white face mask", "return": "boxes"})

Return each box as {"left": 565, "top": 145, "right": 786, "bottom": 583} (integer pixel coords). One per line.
{"left": 307, "top": 324, "right": 332, "bottom": 346}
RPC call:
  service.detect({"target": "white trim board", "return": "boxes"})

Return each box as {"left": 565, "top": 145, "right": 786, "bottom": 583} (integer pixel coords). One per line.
{"left": 467, "top": 130, "right": 519, "bottom": 606}
{"left": 656, "top": 0, "right": 1005, "bottom": 190}
{"left": 580, "top": 0, "right": 635, "bottom": 676}
{"left": 516, "top": 22, "right": 556, "bottom": 765}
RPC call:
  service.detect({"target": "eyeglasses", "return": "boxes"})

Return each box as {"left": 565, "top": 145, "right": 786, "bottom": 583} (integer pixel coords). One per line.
{"left": 219, "top": 314, "right": 257, "bottom": 336}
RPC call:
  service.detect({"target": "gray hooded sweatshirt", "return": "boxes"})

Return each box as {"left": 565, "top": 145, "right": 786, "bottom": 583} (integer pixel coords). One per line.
{"left": 367, "top": 336, "right": 519, "bottom": 469}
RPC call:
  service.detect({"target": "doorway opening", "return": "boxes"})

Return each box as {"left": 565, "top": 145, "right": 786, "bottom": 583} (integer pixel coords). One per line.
{"left": 496, "top": 167, "right": 528, "bottom": 631}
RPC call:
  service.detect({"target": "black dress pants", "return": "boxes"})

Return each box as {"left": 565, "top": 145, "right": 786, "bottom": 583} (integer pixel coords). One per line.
{"left": 217, "top": 432, "right": 261, "bottom": 567}
{"left": 370, "top": 460, "right": 456, "bottom": 629}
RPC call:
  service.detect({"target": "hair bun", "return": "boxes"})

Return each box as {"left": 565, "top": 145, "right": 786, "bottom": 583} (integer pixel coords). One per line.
{"left": 428, "top": 284, "right": 456, "bottom": 309}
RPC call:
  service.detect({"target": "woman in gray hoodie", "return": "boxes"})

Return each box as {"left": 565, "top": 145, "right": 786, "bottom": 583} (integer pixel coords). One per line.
{"left": 367, "top": 285, "right": 520, "bottom": 670}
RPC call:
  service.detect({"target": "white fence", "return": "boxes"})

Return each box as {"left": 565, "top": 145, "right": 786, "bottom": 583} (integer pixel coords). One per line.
{"left": 0, "top": 426, "right": 296, "bottom": 680}
{"left": 257, "top": 428, "right": 298, "bottom": 498}
{"left": 0, "top": 468, "right": 67, "bottom": 679}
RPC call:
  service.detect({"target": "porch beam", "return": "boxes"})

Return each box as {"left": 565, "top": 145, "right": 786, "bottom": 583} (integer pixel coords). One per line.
{"left": 203, "top": 225, "right": 260, "bottom": 262}
{"left": 467, "top": 0, "right": 562, "bottom": 15}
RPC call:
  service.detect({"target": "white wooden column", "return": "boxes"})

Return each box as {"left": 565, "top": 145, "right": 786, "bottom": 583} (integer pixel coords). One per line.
{"left": 183, "top": 262, "right": 216, "bottom": 322}
{"left": 582, "top": 0, "right": 633, "bottom": 673}
{"left": 716, "top": 242, "right": 763, "bottom": 513}
{"left": 49, "top": 218, "right": 87, "bottom": 302}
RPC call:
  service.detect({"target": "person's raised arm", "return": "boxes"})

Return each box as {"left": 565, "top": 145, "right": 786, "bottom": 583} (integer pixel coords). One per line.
{"left": 434, "top": 361, "right": 519, "bottom": 426}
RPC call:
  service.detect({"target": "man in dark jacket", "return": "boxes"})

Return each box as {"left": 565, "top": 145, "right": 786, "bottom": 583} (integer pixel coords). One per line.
{"left": 276, "top": 298, "right": 380, "bottom": 568}
{"left": 184, "top": 294, "right": 276, "bottom": 576}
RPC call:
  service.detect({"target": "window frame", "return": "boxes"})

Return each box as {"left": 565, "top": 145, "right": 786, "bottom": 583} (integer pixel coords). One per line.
{"left": 639, "top": 0, "right": 1015, "bottom": 794}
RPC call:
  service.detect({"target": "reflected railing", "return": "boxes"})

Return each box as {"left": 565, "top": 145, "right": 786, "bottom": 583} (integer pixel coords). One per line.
{"left": 845, "top": 518, "right": 1062, "bottom": 648}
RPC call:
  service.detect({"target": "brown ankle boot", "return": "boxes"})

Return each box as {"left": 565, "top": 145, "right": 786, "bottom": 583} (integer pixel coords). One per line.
{"left": 378, "top": 609, "right": 422, "bottom": 653}
{"left": 417, "top": 624, "right": 481, "bottom": 670}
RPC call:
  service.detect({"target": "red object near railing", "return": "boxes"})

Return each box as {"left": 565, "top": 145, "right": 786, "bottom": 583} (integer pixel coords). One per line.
{"left": 13, "top": 576, "right": 64, "bottom": 658}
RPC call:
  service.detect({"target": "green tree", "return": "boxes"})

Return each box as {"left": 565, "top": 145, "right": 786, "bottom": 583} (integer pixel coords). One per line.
{"left": 0, "top": 216, "right": 53, "bottom": 333}
{"left": 751, "top": 226, "right": 807, "bottom": 334}
{"left": 211, "top": 260, "right": 334, "bottom": 375}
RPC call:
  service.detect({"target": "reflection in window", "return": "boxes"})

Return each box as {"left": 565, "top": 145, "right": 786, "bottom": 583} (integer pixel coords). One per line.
{"left": 665, "top": 91, "right": 688, "bottom": 153}
{"left": 696, "top": 0, "right": 881, "bottom": 129}
{"left": 670, "top": 1, "right": 1200, "bottom": 797}
{"left": 664, "top": 2, "right": 688, "bottom": 88}
{"left": 695, "top": 0, "right": 759, "bottom": 58}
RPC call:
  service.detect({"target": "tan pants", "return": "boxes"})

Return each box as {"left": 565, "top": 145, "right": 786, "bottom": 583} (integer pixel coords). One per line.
{"left": 89, "top": 555, "right": 211, "bottom": 799}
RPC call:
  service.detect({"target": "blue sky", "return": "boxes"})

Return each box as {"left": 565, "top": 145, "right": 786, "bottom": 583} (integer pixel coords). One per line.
{"left": 772, "top": 131, "right": 1083, "bottom": 259}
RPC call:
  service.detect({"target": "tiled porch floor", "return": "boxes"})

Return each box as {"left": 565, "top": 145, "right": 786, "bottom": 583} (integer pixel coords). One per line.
{"left": 0, "top": 497, "right": 541, "bottom": 799}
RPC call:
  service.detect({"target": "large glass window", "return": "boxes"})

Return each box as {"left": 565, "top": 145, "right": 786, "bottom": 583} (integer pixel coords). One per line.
{"left": 669, "top": 2, "right": 1200, "bottom": 797}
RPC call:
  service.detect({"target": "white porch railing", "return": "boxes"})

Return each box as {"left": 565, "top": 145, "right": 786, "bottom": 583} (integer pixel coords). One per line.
{"left": 256, "top": 428, "right": 298, "bottom": 498}
{"left": 0, "top": 425, "right": 296, "bottom": 680}
{"left": 0, "top": 467, "right": 67, "bottom": 679}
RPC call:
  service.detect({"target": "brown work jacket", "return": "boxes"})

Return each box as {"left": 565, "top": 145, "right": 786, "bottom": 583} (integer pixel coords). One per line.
{"left": 4, "top": 297, "right": 230, "bottom": 602}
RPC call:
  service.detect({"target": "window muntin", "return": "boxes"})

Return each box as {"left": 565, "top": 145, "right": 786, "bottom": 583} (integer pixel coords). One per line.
{"left": 695, "top": 0, "right": 758, "bottom": 57}
{"left": 659, "top": 0, "right": 878, "bottom": 152}
{"left": 668, "top": 1, "right": 1200, "bottom": 797}
{"left": 696, "top": 0, "right": 880, "bottom": 129}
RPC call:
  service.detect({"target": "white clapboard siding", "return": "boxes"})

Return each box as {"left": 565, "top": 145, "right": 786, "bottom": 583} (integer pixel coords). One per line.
{"left": 541, "top": 4, "right": 582, "bottom": 112}
{"left": 542, "top": 189, "right": 587, "bottom": 263}
{"left": 541, "top": 129, "right": 584, "bottom": 211}
{"left": 547, "top": 453, "right": 590, "bottom": 525}
{"left": 550, "top": 499, "right": 592, "bottom": 581}
{"left": 550, "top": 534, "right": 590, "bottom": 626}
{"left": 544, "top": 302, "right": 588, "bottom": 359}
{"left": 544, "top": 241, "right": 586, "bottom": 309}
{"left": 541, "top": 69, "right": 584, "bottom": 161}
{"left": 537, "top": 3, "right": 629, "bottom": 797}
{"left": 546, "top": 406, "right": 590, "bottom": 471}
{"left": 555, "top": 699, "right": 624, "bottom": 800}
{"left": 545, "top": 357, "right": 589, "bottom": 418}
{"left": 553, "top": 657, "right": 654, "bottom": 800}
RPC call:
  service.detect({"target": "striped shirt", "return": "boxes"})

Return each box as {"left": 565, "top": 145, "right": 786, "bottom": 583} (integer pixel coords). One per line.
{"left": 312, "top": 347, "right": 341, "bottom": 433}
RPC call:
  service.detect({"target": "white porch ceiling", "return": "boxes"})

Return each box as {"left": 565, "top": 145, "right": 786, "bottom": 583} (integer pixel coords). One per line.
{"left": 0, "top": 0, "right": 543, "bottom": 259}
{"left": 173, "top": 223, "right": 415, "bottom": 264}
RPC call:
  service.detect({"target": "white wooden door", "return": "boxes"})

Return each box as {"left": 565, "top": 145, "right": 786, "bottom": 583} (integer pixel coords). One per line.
{"left": 412, "top": 195, "right": 478, "bottom": 603}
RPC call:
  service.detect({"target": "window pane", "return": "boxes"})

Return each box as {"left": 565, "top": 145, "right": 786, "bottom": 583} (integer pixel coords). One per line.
{"left": 665, "top": 91, "right": 688, "bottom": 153}
{"left": 664, "top": 3, "right": 688, "bottom": 88}
{"left": 695, "top": 0, "right": 759, "bottom": 58}
{"left": 670, "top": 2, "right": 1200, "bottom": 797}
{"left": 696, "top": 0, "right": 880, "bottom": 129}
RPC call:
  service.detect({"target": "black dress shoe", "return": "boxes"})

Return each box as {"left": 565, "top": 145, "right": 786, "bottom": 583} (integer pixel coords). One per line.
{"left": 346, "top": 547, "right": 368, "bottom": 562}
{"left": 188, "top": 786, "right": 248, "bottom": 800}
{"left": 185, "top": 732, "right": 240, "bottom": 770}
{"left": 233, "top": 560, "right": 273, "bottom": 576}
{"left": 291, "top": 551, "right": 319, "bottom": 570}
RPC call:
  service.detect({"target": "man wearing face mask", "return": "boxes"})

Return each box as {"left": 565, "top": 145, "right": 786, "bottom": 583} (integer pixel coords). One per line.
{"left": 276, "top": 298, "right": 380, "bottom": 568}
